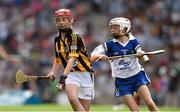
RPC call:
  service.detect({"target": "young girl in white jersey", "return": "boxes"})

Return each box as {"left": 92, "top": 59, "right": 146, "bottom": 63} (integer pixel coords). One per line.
{"left": 91, "top": 17, "right": 158, "bottom": 111}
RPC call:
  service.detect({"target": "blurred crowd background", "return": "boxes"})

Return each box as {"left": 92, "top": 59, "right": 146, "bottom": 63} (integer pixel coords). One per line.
{"left": 0, "top": 0, "right": 180, "bottom": 107}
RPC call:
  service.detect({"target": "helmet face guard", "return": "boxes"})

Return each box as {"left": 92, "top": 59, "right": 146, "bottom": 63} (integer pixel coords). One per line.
{"left": 109, "top": 17, "right": 131, "bottom": 37}
{"left": 54, "top": 9, "right": 73, "bottom": 32}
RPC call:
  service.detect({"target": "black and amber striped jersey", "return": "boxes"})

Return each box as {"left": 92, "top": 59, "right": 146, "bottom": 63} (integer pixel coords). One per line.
{"left": 54, "top": 32, "right": 93, "bottom": 72}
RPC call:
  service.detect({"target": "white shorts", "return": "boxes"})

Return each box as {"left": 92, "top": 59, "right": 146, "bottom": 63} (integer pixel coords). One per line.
{"left": 65, "top": 71, "right": 94, "bottom": 100}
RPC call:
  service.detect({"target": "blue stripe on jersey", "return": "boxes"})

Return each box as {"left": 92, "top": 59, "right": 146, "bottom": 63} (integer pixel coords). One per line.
{"left": 105, "top": 39, "right": 139, "bottom": 57}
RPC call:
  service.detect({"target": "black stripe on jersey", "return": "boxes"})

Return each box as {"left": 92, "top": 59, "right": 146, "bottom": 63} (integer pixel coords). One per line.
{"left": 73, "top": 64, "right": 81, "bottom": 71}
{"left": 57, "top": 40, "right": 67, "bottom": 67}
{"left": 59, "top": 53, "right": 67, "bottom": 67}
{"left": 77, "top": 35, "right": 88, "bottom": 57}
{"left": 77, "top": 35, "right": 85, "bottom": 50}
{"left": 54, "top": 37, "right": 59, "bottom": 58}
{"left": 78, "top": 55, "right": 92, "bottom": 72}
{"left": 60, "top": 38, "right": 68, "bottom": 56}
{"left": 80, "top": 50, "right": 88, "bottom": 57}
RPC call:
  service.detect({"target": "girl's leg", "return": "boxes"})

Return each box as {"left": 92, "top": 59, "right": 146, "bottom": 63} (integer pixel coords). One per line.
{"left": 137, "top": 85, "right": 158, "bottom": 111}
{"left": 122, "top": 94, "right": 140, "bottom": 111}
{"left": 65, "top": 84, "right": 85, "bottom": 111}
{"left": 79, "top": 98, "right": 91, "bottom": 112}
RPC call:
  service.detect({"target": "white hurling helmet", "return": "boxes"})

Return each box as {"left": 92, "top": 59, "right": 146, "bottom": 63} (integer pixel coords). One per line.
{"left": 109, "top": 17, "right": 131, "bottom": 34}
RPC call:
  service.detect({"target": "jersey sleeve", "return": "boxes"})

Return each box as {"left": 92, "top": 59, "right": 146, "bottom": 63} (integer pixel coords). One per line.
{"left": 91, "top": 43, "right": 106, "bottom": 56}
{"left": 69, "top": 33, "right": 80, "bottom": 58}
{"left": 134, "top": 38, "right": 141, "bottom": 51}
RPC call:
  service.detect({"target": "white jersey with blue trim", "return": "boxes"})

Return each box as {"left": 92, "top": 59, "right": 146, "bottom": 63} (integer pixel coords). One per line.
{"left": 91, "top": 34, "right": 144, "bottom": 78}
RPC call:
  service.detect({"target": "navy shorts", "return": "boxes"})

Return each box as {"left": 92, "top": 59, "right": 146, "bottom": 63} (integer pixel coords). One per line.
{"left": 114, "top": 71, "right": 151, "bottom": 97}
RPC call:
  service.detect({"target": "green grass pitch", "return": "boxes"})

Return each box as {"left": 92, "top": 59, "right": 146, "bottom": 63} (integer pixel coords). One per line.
{"left": 0, "top": 104, "right": 180, "bottom": 112}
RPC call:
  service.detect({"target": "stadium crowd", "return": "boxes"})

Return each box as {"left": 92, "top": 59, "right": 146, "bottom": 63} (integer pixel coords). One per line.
{"left": 0, "top": 0, "right": 179, "bottom": 107}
